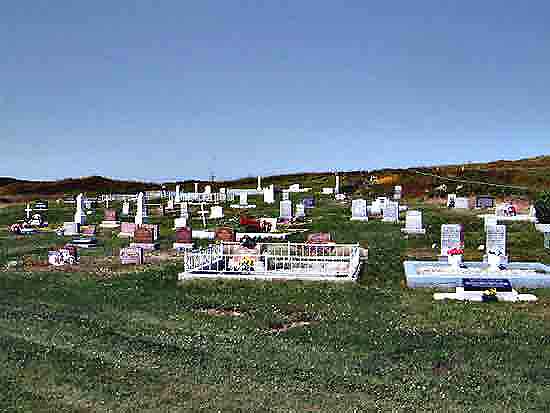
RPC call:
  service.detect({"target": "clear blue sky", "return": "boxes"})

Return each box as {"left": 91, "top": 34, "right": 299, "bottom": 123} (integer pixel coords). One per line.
{"left": 2, "top": 1, "right": 549, "bottom": 182}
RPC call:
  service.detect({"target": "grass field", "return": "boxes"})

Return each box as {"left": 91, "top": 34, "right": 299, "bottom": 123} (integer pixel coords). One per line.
{"left": 1, "top": 195, "right": 550, "bottom": 412}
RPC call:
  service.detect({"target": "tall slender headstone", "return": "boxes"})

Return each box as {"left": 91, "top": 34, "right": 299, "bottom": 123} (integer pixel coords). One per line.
{"left": 335, "top": 174, "right": 340, "bottom": 194}
{"left": 25, "top": 203, "right": 33, "bottom": 220}
{"left": 486, "top": 224, "right": 507, "bottom": 268}
{"left": 74, "top": 193, "right": 86, "bottom": 225}
{"left": 194, "top": 183, "right": 199, "bottom": 193}
{"left": 175, "top": 185, "right": 181, "bottom": 203}
{"left": 263, "top": 185, "right": 275, "bottom": 204}
{"left": 122, "top": 201, "right": 130, "bottom": 216}
{"left": 257, "top": 176, "right": 262, "bottom": 191}
{"left": 135, "top": 192, "right": 148, "bottom": 225}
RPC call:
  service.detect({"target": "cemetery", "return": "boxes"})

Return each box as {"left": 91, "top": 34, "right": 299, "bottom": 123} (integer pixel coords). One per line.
{"left": 0, "top": 169, "right": 549, "bottom": 411}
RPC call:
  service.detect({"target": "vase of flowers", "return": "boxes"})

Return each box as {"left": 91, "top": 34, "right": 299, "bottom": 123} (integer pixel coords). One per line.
{"left": 482, "top": 288, "right": 498, "bottom": 303}
{"left": 448, "top": 248, "right": 464, "bottom": 270}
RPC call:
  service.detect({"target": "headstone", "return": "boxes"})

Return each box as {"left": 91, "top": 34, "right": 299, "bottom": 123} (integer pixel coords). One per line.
{"left": 282, "top": 191, "right": 290, "bottom": 201}
{"left": 209, "top": 206, "right": 224, "bottom": 219}
{"left": 175, "top": 185, "right": 181, "bottom": 203}
{"left": 350, "top": 199, "right": 368, "bottom": 221}
{"left": 289, "top": 184, "right": 300, "bottom": 192}
{"left": 295, "top": 202, "right": 305, "bottom": 219}
{"left": 140, "top": 223, "right": 160, "bottom": 241}
{"left": 263, "top": 185, "right": 275, "bottom": 204}
{"left": 382, "top": 201, "right": 399, "bottom": 223}
{"left": 122, "top": 201, "right": 130, "bottom": 216}
{"left": 215, "top": 227, "right": 235, "bottom": 242}
{"left": 463, "top": 278, "right": 512, "bottom": 292}
{"left": 454, "top": 197, "right": 470, "bottom": 209}
{"left": 307, "top": 232, "right": 332, "bottom": 243}
{"left": 81, "top": 225, "right": 97, "bottom": 236}
{"left": 167, "top": 199, "right": 174, "bottom": 210}
{"left": 335, "top": 175, "right": 340, "bottom": 194}
{"left": 280, "top": 200, "right": 292, "bottom": 220}
{"left": 34, "top": 200, "right": 48, "bottom": 210}
{"left": 486, "top": 224, "right": 507, "bottom": 266}
{"left": 174, "top": 217, "right": 188, "bottom": 229}
{"left": 394, "top": 185, "right": 402, "bottom": 200}
{"left": 119, "top": 222, "right": 137, "bottom": 237}
{"left": 25, "top": 203, "right": 33, "bottom": 220}
{"left": 476, "top": 196, "right": 495, "bottom": 209}
{"left": 204, "top": 185, "right": 212, "bottom": 194}
{"left": 63, "top": 222, "right": 80, "bottom": 236}
{"left": 135, "top": 192, "right": 148, "bottom": 225}
{"left": 194, "top": 183, "right": 199, "bottom": 193}
{"left": 322, "top": 187, "right": 334, "bottom": 195}
{"left": 440, "top": 224, "right": 464, "bottom": 256}
{"left": 239, "top": 192, "right": 248, "bottom": 206}
{"left": 74, "top": 193, "right": 86, "bottom": 225}
{"left": 303, "top": 197, "right": 315, "bottom": 209}
{"left": 447, "top": 193, "right": 457, "bottom": 208}
{"left": 402, "top": 210, "right": 425, "bottom": 234}
{"left": 484, "top": 216, "right": 498, "bottom": 230}
{"left": 175, "top": 227, "right": 193, "bottom": 243}
{"left": 104, "top": 209, "right": 117, "bottom": 222}
{"left": 257, "top": 176, "right": 262, "bottom": 191}
{"left": 120, "top": 247, "right": 144, "bottom": 265}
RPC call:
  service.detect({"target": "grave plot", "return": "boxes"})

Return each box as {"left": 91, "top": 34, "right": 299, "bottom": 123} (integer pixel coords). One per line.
{"left": 178, "top": 241, "right": 364, "bottom": 282}
{"left": 404, "top": 223, "right": 550, "bottom": 289}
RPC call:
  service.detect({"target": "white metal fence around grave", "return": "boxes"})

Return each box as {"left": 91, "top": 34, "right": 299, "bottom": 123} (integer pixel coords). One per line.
{"left": 180, "top": 242, "right": 363, "bottom": 282}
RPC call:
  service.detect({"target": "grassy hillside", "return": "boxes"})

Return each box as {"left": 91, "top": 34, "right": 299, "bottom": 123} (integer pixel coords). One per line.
{"left": 1, "top": 155, "right": 549, "bottom": 201}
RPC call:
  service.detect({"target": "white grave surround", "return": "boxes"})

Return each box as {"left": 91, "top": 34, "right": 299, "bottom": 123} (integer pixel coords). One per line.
{"left": 440, "top": 224, "right": 463, "bottom": 258}
{"left": 402, "top": 210, "right": 425, "bottom": 234}
{"left": 209, "top": 205, "right": 224, "bottom": 219}
{"left": 382, "top": 201, "right": 399, "bottom": 223}
{"left": 280, "top": 200, "right": 292, "bottom": 220}
{"left": 485, "top": 224, "right": 508, "bottom": 268}
{"left": 350, "top": 199, "right": 368, "bottom": 221}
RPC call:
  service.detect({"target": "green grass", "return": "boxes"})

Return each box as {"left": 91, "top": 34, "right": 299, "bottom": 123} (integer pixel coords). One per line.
{"left": 1, "top": 199, "right": 550, "bottom": 411}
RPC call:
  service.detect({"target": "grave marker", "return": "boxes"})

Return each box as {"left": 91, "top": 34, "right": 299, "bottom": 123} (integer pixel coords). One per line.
{"left": 350, "top": 199, "right": 368, "bottom": 221}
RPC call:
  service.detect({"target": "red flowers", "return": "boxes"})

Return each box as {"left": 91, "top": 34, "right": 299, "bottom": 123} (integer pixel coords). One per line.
{"left": 448, "top": 248, "right": 464, "bottom": 256}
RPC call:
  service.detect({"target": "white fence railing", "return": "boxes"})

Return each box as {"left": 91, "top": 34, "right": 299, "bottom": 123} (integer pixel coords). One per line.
{"left": 183, "top": 242, "right": 363, "bottom": 281}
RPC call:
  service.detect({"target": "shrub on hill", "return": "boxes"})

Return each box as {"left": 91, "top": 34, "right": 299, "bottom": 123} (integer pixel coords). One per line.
{"left": 534, "top": 191, "right": 550, "bottom": 224}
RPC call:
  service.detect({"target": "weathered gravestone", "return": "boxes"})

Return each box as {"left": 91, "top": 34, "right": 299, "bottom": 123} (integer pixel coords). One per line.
{"left": 131, "top": 227, "right": 159, "bottom": 250}
{"left": 295, "top": 202, "right": 306, "bottom": 219}
{"left": 486, "top": 224, "right": 508, "bottom": 267}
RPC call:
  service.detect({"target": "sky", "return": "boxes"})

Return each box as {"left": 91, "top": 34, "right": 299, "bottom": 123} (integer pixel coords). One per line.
{"left": 1, "top": 1, "right": 549, "bottom": 182}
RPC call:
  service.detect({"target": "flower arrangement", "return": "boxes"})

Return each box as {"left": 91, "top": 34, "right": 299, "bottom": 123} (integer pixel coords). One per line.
{"left": 447, "top": 248, "right": 464, "bottom": 256}
{"left": 482, "top": 288, "right": 498, "bottom": 302}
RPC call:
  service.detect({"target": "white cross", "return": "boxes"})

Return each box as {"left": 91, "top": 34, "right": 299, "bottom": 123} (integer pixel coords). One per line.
{"left": 25, "top": 203, "right": 33, "bottom": 219}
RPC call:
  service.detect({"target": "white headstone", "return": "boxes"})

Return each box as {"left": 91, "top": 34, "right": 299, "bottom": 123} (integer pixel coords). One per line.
{"left": 484, "top": 216, "right": 497, "bottom": 230}
{"left": 447, "top": 193, "right": 457, "bottom": 208}
{"left": 351, "top": 199, "right": 368, "bottom": 221}
{"left": 440, "top": 224, "right": 463, "bottom": 256}
{"left": 282, "top": 191, "right": 290, "bottom": 201}
{"left": 194, "top": 183, "right": 199, "bottom": 193}
{"left": 382, "top": 201, "right": 399, "bottom": 223}
{"left": 335, "top": 175, "right": 340, "bottom": 194}
{"left": 122, "top": 201, "right": 130, "bottom": 216}
{"left": 74, "top": 193, "right": 86, "bottom": 225}
{"left": 25, "top": 203, "right": 33, "bottom": 220}
{"left": 289, "top": 184, "right": 300, "bottom": 192}
{"left": 209, "top": 205, "right": 223, "bottom": 219}
{"left": 175, "top": 185, "right": 181, "bottom": 203}
{"left": 394, "top": 185, "right": 402, "bottom": 200}
{"left": 322, "top": 187, "right": 334, "bottom": 195}
{"left": 263, "top": 185, "right": 275, "bottom": 204}
{"left": 135, "top": 192, "right": 148, "bottom": 225}
{"left": 295, "top": 202, "right": 305, "bottom": 218}
{"left": 239, "top": 192, "right": 248, "bottom": 206}
{"left": 167, "top": 199, "right": 175, "bottom": 210}
{"left": 181, "top": 202, "right": 189, "bottom": 218}
{"left": 403, "top": 210, "right": 425, "bottom": 234}
{"left": 257, "top": 176, "right": 262, "bottom": 191}
{"left": 204, "top": 185, "right": 212, "bottom": 194}
{"left": 454, "top": 197, "right": 469, "bottom": 209}
{"left": 280, "top": 200, "right": 292, "bottom": 220}
{"left": 486, "top": 224, "right": 506, "bottom": 256}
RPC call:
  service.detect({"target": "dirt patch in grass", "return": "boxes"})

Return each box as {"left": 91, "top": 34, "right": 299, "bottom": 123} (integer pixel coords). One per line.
{"left": 269, "top": 320, "right": 318, "bottom": 333}
{"left": 197, "top": 307, "right": 245, "bottom": 317}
